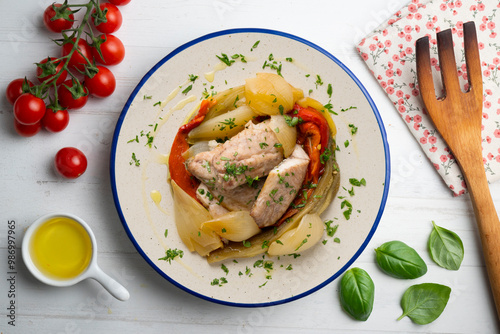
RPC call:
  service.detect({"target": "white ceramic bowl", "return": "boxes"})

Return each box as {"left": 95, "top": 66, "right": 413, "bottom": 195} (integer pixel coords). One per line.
{"left": 22, "top": 213, "right": 130, "bottom": 301}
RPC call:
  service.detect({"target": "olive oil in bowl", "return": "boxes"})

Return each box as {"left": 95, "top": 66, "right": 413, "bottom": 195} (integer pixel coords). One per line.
{"left": 30, "top": 216, "right": 92, "bottom": 280}
{"left": 23, "top": 213, "right": 130, "bottom": 301}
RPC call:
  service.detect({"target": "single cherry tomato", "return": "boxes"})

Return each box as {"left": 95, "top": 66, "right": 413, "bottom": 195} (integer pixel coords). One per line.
{"left": 14, "top": 119, "right": 42, "bottom": 137}
{"left": 13, "top": 93, "right": 46, "bottom": 125}
{"left": 108, "top": 0, "right": 131, "bottom": 5}
{"left": 42, "top": 108, "right": 69, "bottom": 133}
{"left": 55, "top": 147, "right": 87, "bottom": 179}
{"left": 36, "top": 57, "right": 67, "bottom": 86}
{"left": 43, "top": 3, "right": 74, "bottom": 33}
{"left": 92, "top": 3, "right": 122, "bottom": 33}
{"left": 85, "top": 66, "right": 116, "bottom": 98}
{"left": 6, "top": 78, "right": 33, "bottom": 105}
{"left": 61, "top": 38, "right": 92, "bottom": 72}
{"left": 92, "top": 34, "right": 125, "bottom": 66}
{"left": 58, "top": 79, "right": 89, "bottom": 110}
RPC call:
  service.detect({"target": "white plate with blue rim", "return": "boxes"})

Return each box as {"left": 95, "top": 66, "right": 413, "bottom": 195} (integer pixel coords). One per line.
{"left": 110, "top": 28, "right": 390, "bottom": 307}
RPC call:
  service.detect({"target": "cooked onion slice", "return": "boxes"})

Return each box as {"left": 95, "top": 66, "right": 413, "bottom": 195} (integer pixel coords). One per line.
{"left": 245, "top": 73, "right": 295, "bottom": 116}
{"left": 268, "top": 115, "right": 297, "bottom": 157}
{"left": 188, "top": 105, "right": 257, "bottom": 142}
{"left": 267, "top": 213, "right": 324, "bottom": 256}
{"left": 201, "top": 211, "right": 261, "bottom": 242}
{"left": 170, "top": 180, "right": 223, "bottom": 255}
{"left": 205, "top": 85, "right": 245, "bottom": 120}
{"left": 181, "top": 141, "right": 210, "bottom": 160}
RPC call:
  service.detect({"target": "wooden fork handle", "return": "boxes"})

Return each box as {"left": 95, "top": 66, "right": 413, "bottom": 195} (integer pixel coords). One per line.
{"left": 463, "top": 162, "right": 500, "bottom": 319}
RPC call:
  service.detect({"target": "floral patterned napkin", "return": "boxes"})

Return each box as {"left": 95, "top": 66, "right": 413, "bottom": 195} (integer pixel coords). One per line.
{"left": 357, "top": 0, "right": 500, "bottom": 196}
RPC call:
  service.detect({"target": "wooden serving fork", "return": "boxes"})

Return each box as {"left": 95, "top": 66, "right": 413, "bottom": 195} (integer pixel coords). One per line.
{"left": 416, "top": 22, "right": 500, "bottom": 318}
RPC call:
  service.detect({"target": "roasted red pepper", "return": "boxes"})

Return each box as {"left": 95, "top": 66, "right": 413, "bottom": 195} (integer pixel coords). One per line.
{"left": 277, "top": 104, "right": 331, "bottom": 225}
{"left": 168, "top": 99, "right": 215, "bottom": 199}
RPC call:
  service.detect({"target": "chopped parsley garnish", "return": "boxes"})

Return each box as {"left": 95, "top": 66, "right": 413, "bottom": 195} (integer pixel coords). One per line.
{"left": 251, "top": 40, "right": 260, "bottom": 51}
{"left": 219, "top": 118, "right": 237, "bottom": 131}
{"left": 242, "top": 240, "right": 251, "bottom": 248}
{"left": 182, "top": 84, "right": 192, "bottom": 95}
{"left": 164, "top": 229, "right": 168, "bottom": 238}
{"left": 274, "top": 143, "right": 282, "bottom": 148}
{"left": 315, "top": 75, "right": 324, "bottom": 88}
{"left": 217, "top": 53, "right": 235, "bottom": 66}
{"left": 262, "top": 53, "right": 283, "bottom": 76}
{"left": 295, "top": 238, "right": 308, "bottom": 251}
{"left": 349, "top": 123, "right": 358, "bottom": 135}
{"left": 127, "top": 135, "right": 139, "bottom": 144}
{"left": 189, "top": 74, "right": 198, "bottom": 82}
{"left": 158, "top": 248, "right": 184, "bottom": 263}
{"left": 349, "top": 178, "right": 366, "bottom": 187}
{"left": 283, "top": 114, "right": 301, "bottom": 127}
{"left": 320, "top": 148, "right": 332, "bottom": 164}
{"left": 327, "top": 83, "right": 333, "bottom": 98}
{"left": 130, "top": 153, "right": 140, "bottom": 166}
{"left": 221, "top": 264, "right": 229, "bottom": 275}
{"left": 341, "top": 200, "right": 353, "bottom": 220}
{"left": 143, "top": 95, "right": 152, "bottom": 100}
{"left": 259, "top": 142, "right": 269, "bottom": 149}
{"left": 279, "top": 105, "right": 284, "bottom": 115}
{"left": 231, "top": 54, "right": 247, "bottom": 63}
{"left": 285, "top": 57, "right": 293, "bottom": 62}
{"left": 324, "top": 220, "right": 339, "bottom": 237}
{"left": 344, "top": 140, "right": 349, "bottom": 148}
{"left": 341, "top": 106, "right": 357, "bottom": 112}
{"left": 286, "top": 264, "right": 293, "bottom": 270}
{"left": 245, "top": 175, "right": 259, "bottom": 187}
{"left": 323, "top": 102, "right": 337, "bottom": 115}
{"left": 216, "top": 195, "right": 224, "bottom": 205}
{"left": 210, "top": 277, "right": 228, "bottom": 287}
{"left": 334, "top": 237, "right": 341, "bottom": 243}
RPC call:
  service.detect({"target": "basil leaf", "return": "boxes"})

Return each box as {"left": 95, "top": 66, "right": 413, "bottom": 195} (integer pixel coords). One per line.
{"left": 428, "top": 221, "right": 464, "bottom": 270}
{"left": 397, "top": 283, "right": 451, "bottom": 324}
{"left": 375, "top": 241, "right": 427, "bottom": 279}
{"left": 339, "top": 267, "right": 374, "bottom": 321}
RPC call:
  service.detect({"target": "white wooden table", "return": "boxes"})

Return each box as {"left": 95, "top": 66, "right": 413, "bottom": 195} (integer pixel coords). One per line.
{"left": 1, "top": 1, "right": 499, "bottom": 333}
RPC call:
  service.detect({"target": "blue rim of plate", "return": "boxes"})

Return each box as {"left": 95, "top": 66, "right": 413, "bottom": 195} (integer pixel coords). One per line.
{"left": 110, "top": 28, "right": 391, "bottom": 308}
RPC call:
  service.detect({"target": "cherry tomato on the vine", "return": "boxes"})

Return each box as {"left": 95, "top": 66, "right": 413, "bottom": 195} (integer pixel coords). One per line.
{"left": 58, "top": 79, "right": 88, "bottom": 110}
{"left": 6, "top": 78, "right": 33, "bottom": 105}
{"left": 61, "top": 38, "right": 92, "bottom": 72}
{"left": 92, "top": 3, "right": 122, "bottom": 33}
{"left": 43, "top": 3, "right": 74, "bottom": 33}
{"left": 55, "top": 147, "right": 87, "bottom": 179}
{"left": 36, "top": 57, "right": 67, "bottom": 86}
{"left": 85, "top": 66, "right": 116, "bottom": 98}
{"left": 108, "top": 0, "right": 131, "bottom": 5}
{"left": 92, "top": 34, "right": 125, "bottom": 66}
{"left": 13, "top": 93, "right": 46, "bottom": 125}
{"left": 14, "top": 119, "right": 42, "bottom": 137}
{"left": 42, "top": 108, "right": 69, "bottom": 133}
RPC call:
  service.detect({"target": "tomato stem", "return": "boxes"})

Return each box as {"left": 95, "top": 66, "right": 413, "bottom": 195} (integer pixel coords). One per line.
{"left": 33, "top": 0, "right": 100, "bottom": 101}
